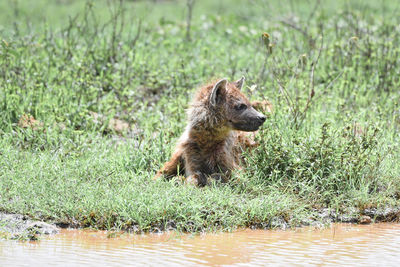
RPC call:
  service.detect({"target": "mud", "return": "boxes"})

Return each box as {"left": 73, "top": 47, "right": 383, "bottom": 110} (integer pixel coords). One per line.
{"left": 0, "top": 213, "right": 58, "bottom": 240}
{"left": 1, "top": 206, "right": 399, "bottom": 239}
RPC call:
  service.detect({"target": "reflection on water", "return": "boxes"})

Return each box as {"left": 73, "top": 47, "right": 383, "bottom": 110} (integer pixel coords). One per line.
{"left": 1, "top": 223, "right": 400, "bottom": 266}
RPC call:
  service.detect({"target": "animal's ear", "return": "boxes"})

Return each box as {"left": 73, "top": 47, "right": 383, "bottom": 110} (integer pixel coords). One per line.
{"left": 234, "top": 76, "right": 245, "bottom": 90}
{"left": 210, "top": 78, "right": 227, "bottom": 106}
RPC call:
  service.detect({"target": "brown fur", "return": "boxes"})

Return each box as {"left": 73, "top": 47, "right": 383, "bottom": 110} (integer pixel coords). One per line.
{"left": 154, "top": 77, "right": 268, "bottom": 186}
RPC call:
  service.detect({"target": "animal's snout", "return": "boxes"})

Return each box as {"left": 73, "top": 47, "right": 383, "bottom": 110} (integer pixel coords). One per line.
{"left": 257, "top": 115, "right": 266, "bottom": 123}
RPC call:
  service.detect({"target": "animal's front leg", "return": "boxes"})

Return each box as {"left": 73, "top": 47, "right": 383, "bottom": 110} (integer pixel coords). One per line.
{"left": 153, "top": 150, "right": 183, "bottom": 180}
{"left": 183, "top": 149, "right": 209, "bottom": 187}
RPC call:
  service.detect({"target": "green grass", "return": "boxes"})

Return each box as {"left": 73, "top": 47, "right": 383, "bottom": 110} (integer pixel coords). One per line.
{"left": 0, "top": 0, "right": 399, "bottom": 232}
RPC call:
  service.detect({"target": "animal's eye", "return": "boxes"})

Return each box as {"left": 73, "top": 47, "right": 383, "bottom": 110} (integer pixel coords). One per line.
{"left": 235, "top": 103, "right": 247, "bottom": 111}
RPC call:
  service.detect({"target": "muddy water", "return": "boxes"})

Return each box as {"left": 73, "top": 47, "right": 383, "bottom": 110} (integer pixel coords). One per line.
{"left": 1, "top": 223, "right": 400, "bottom": 266}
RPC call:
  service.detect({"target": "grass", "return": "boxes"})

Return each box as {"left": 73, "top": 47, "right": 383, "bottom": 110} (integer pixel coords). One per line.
{"left": 0, "top": 0, "right": 399, "bottom": 232}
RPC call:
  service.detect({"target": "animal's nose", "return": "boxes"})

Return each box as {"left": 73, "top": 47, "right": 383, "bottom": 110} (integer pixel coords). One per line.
{"left": 258, "top": 115, "right": 266, "bottom": 123}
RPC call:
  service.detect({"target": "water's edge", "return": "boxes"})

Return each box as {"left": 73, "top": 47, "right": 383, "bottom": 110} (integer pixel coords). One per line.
{"left": 1, "top": 206, "right": 399, "bottom": 240}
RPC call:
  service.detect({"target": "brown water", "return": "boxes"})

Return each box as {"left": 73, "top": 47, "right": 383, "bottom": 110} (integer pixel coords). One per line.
{"left": 1, "top": 223, "right": 400, "bottom": 266}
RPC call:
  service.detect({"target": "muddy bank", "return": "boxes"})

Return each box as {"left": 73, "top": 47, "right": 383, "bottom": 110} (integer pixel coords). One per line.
{"left": 0, "top": 213, "right": 58, "bottom": 240}
{"left": 1, "top": 206, "right": 399, "bottom": 239}
{"left": 257, "top": 206, "right": 400, "bottom": 230}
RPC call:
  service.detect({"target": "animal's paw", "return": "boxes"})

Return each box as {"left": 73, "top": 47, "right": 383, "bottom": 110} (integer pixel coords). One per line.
{"left": 186, "top": 172, "right": 208, "bottom": 187}
{"left": 210, "top": 173, "right": 229, "bottom": 183}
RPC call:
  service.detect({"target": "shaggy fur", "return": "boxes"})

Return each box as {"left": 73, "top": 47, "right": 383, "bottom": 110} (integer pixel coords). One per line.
{"left": 154, "top": 77, "right": 269, "bottom": 186}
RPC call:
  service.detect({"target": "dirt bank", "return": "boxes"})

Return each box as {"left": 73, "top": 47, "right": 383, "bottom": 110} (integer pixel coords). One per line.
{"left": 1, "top": 206, "right": 399, "bottom": 240}
{"left": 0, "top": 213, "right": 59, "bottom": 241}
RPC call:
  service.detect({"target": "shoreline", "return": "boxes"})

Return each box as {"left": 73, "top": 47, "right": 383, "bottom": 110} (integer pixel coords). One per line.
{"left": 1, "top": 206, "right": 399, "bottom": 241}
